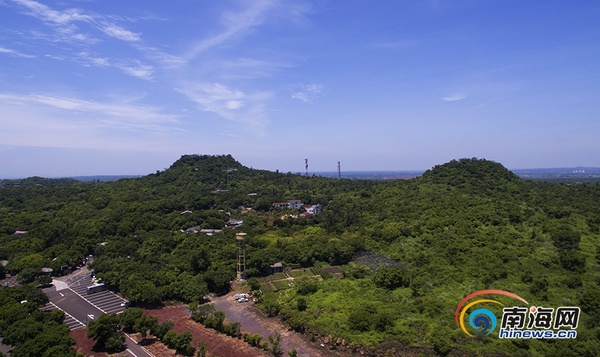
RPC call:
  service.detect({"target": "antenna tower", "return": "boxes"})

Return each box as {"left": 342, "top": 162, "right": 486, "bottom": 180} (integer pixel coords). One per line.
{"left": 305, "top": 158, "right": 309, "bottom": 177}
{"left": 338, "top": 161, "right": 341, "bottom": 179}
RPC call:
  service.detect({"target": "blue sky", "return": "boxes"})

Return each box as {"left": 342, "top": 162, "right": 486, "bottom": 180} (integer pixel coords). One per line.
{"left": 1, "top": 0, "right": 599, "bottom": 178}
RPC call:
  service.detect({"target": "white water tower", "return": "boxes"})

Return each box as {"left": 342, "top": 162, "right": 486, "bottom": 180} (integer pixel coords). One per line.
{"left": 236, "top": 233, "right": 247, "bottom": 280}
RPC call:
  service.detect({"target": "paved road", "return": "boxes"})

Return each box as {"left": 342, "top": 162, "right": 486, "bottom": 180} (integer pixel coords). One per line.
{"left": 43, "top": 266, "right": 153, "bottom": 357}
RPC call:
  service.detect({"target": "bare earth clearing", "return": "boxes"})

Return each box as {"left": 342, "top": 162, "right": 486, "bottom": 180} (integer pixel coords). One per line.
{"left": 210, "top": 292, "right": 344, "bottom": 357}
{"left": 70, "top": 289, "right": 346, "bottom": 356}
{"left": 145, "top": 305, "right": 270, "bottom": 357}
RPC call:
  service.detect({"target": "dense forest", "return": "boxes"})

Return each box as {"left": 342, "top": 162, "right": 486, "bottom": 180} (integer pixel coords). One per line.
{"left": 1, "top": 155, "right": 599, "bottom": 356}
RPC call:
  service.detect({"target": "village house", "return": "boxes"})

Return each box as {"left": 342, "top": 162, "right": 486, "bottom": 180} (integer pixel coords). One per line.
{"left": 226, "top": 219, "right": 243, "bottom": 228}
{"left": 273, "top": 200, "right": 322, "bottom": 216}
{"left": 272, "top": 199, "right": 302, "bottom": 210}
{"left": 304, "top": 204, "right": 322, "bottom": 215}
{"left": 268, "top": 262, "right": 284, "bottom": 274}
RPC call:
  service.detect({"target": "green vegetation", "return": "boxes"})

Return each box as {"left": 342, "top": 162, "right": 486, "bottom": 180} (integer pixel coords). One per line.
{"left": 87, "top": 313, "right": 124, "bottom": 353}
{"left": 0, "top": 286, "right": 80, "bottom": 357}
{"left": 1, "top": 155, "right": 600, "bottom": 355}
{"left": 85, "top": 308, "right": 196, "bottom": 355}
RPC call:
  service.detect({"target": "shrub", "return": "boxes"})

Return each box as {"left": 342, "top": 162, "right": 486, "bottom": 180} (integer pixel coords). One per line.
{"left": 223, "top": 322, "right": 241, "bottom": 338}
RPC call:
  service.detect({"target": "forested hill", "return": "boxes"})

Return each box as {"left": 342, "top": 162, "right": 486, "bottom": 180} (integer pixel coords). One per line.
{"left": 1, "top": 155, "right": 599, "bottom": 356}
{"left": 0, "top": 176, "right": 79, "bottom": 187}
{"left": 421, "top": 157, "right": 521, "bottom": 189}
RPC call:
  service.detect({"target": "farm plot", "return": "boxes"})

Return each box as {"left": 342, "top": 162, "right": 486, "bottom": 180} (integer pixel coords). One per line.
{"left": 272, "top": 280, "right": 292, "bottom": 290}
{"left": 259, "top": 266, "right": 342, "bottom": 293}
{"left": 288, "top": 268, "right": 319, "bottom": 278}
{"left": 260, "top": 282, "right": 277, "bottom": 293}
{"left": 352, "top": 251, "right": 403, "bottom": 270}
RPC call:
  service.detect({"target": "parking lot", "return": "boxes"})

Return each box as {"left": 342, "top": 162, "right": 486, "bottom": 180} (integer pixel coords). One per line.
{"left": 41, "top": 266, "right": 153, "bottom": 356}
{"left": 68, "top": 275, "right": 128, "bottom": 315}
{"left": 41, "top": 301, "right": 86, "bottom": 330}
{"left": 43, "top": 266, "right": 128, "bottom": 330}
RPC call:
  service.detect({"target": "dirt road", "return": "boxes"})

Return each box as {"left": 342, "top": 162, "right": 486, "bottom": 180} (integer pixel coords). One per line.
{"left": 211, "top": 293, "right": 344, "bottom": 357}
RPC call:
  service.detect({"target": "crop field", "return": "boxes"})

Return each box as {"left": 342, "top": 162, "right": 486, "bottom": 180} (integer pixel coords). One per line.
{"left": 259, "top": 266, "right": 341, "bottom": 293}
{"left": 270, "top": 272, "right": 287, "bottom": 280}
{"left": 272, "top": 280, "right": 292, "bottom": 290}
{"left": 321, "top": 266, "right": 343, "bottom": 278}
{"left": 259, "top": 282, "right": 277, "bottom": 293}
{"left": 287, "top": 268, "right": 320, "bottom": 278}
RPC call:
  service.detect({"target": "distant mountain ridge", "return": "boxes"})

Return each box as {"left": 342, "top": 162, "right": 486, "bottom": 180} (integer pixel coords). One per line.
{"left": 70, "top": 175, "right": 142, "bottom": 182}
{"left": 1, "top": 153, "right": 600, "bottom": 183}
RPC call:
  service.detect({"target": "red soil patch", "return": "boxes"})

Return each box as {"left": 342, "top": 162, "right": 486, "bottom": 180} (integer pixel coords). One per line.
{"left": 70, "top": 328, "right": 107, "bottom": 357}
{"left": 69, "top": 306, "right": 269, "bottom": 357}
{"left": 144, "top": 305, "right": 270, "bottom": 357}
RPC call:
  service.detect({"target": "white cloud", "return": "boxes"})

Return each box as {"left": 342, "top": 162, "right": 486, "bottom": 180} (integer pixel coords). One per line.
{"left": 90, "top": 56, "right": 109, "bottom": 66}
{"left": 0, "top": 45, "right": 36, "bottom": 58}
{"left": 11, "top": 0, "right": 141, "bottom": 45}
{"left": 12, "top": 0, "right": 92, "bottom": 25}
{"left": 100, "top": 22, "right": 141, "bottom": 42}
{"left": 0, "top": 92, "right": 177, "bottom": 125}
{"left": 28, "top": 28, "right": 98, "bottom": 45}
{"left": 76, "top": 52, "right": 154, "bottom": 80}
{"left": 178, "top": 82, "right": 245, "bottom": 114}
{"left": 442, "top": 93, "right": 468, "bottom": 102}
{"left": 116, "top": 61, "right": 154, "bottom": 80}
{"left": 137, "top": 45, "right": 185, "bottom": 68}
{"left": 185, "top": 0, "right": 278, "bottom": 61}
{"left": 289, "top": 83, "right": 324, "bottom": 103}
{"left": 0, "top": 92, "right": 182, "bottom": 152}
{"left": 176, "top": 82, "right": 270, "bottom": 134}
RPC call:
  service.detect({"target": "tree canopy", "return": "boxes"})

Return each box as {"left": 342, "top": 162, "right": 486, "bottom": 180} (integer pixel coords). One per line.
{"left": 1, "top": 155, "right": 599, "bottom": 355}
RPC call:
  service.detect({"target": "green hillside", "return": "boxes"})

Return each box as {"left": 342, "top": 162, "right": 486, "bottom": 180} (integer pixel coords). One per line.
{"left": 1, "top": 155, "right": 599, "bottom": 356}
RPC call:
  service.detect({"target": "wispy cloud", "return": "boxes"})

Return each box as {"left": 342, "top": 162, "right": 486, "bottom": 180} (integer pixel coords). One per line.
{"left": 0, "top": 91, "right": 182, "bottom": 151}
{"left": 288, "top": 83, "right": 324, "bottom": 103}
{"left": 115, "top": 60, "right": 154, "bottom": 80}
{"left": 184, "top": 0, "right": 278, "bottom": 61}
{"left": 12, "top": 0, "right": 92, "bottom": 25}
{"left": 0, "top": 45, "right": 36, "bottom": 58}
{"left": 442, "top": 93, "right": 468, "bottom": 102}
{"left": 178, "top": 82, "right": 245, "bottom": 114}
{"left": 176, "top": 82, "right": 270, "bottom": 133}
{"left": 77, "top": 52, "right": 154, "bottom": 80}
{"left": 99, "top": 22, "right": 141, "bottom": 42}
{"left": 28, "top": 28, "right": 98, "bottom": 45}
{"left": 11, "top": 0, "right": 142, "bottom": 44}
{"left": 137, "top": 45, "right": 185, "bottom": 68}
{"left": 0, "top": 92, "right": 177, "bottom": 126}
{"left": 10, "top": 0, "right": 165, "bottom": 82}
{"left": 7, "top": 0, "right": 308, "bottom": 137}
